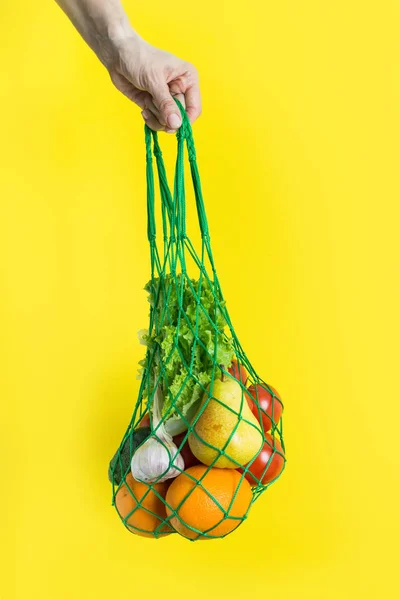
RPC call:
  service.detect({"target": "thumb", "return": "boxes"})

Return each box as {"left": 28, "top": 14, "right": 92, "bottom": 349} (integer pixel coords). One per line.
{"left": 150, "top": 81, "right": 182, "bottom": 131}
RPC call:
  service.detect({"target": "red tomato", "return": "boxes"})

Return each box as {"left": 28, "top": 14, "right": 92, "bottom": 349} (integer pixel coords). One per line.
{"left": 240, "top": 434, "right": 285, "bottom": 486}
{"left": 138, "top": 413, "right": 151, "bottom": 428}
{"left": 245, "top": 384, "right": 283, "bottom": 432}
{"left": 173, "top": 433, "right": 200, "bottom": 469}
{"left": 229, "top": 360, "right": 248, "bottom": 385}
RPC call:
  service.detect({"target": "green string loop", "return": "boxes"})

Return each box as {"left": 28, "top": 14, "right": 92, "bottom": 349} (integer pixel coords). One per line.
{"left": 145, "top": 100, "right": 210, "bottom": 245}
{"left": 145, "top": 126, "right": 156, "bottom": 242}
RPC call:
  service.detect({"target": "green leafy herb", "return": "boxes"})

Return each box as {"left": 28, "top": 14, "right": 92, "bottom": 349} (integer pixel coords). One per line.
{"left": 140, "top": 274, "right": 235, "bottom": 435}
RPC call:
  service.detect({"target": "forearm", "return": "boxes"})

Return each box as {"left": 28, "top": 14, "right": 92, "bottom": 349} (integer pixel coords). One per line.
{"left": 55, "top": 0, "right": 139, "bottom": 67}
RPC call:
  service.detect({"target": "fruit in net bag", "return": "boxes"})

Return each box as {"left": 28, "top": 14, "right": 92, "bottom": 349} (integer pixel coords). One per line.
{"left": 115, "top": 473, "right": 173, "bottom": 538}
{"left": 188, "top": 374, "right": 263, "bottom": 468}
{"left": 166, "top": 465, "right": 252, "bottom": 540}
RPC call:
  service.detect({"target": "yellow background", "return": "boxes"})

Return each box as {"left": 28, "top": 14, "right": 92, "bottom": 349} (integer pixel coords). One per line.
{"left": 1, "top": 1, "right": 400, "bottom": 598}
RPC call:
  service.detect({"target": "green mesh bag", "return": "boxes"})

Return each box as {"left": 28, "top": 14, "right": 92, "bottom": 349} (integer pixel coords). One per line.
{"left": 109, "top": 101, "right": 286, "bottom": 540}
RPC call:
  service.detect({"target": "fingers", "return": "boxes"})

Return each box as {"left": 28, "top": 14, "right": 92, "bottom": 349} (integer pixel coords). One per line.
{"left": 111, "top": 61, "right": 201, "bottom": 132}
{"left": 110, "top": 70, "right": 154, "bottom": 116}
{"left": 141, "top": 87, "right": 197, "bottom": 132}
{"left": 141, "top": 109, "right": 164, "bottom": 131}
{"left": 170, "top": 92, "right": 186, "bottom": 110}
{"left": 148, "top": 81, "right": 182, "bottom": 132}
{"left": 169, "top": 68, "right": 201, "bottom": 123}
{"left": 141, "top": 100, "right": 173, "bottom": 133}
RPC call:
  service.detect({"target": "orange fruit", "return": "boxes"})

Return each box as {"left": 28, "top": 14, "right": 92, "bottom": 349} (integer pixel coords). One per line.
{"left": 115, "top": 472, "right": 173, "bottom": 538}
{"left": 165, "top": 465, "right": 252, "bottom": 540}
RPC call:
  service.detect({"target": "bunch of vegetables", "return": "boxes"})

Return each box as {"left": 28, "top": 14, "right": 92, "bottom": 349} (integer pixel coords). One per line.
{"left": 139, "top": 274, "right": 236, "bottom": 436}
{"left": 109, "top": 275, "right": 285, "bottom": 540}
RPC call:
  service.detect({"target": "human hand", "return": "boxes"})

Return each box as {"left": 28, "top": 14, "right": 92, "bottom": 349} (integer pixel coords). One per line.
{"left": 107, "top": 36, "right": 201, "bottom": 133}
{"left": 55, "top": 0, "right": 201, "bottom": 133}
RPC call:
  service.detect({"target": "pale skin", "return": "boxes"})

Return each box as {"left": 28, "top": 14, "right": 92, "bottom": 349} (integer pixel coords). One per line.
{"left": 55, "top": 0, "right": 202, "bottom": 132}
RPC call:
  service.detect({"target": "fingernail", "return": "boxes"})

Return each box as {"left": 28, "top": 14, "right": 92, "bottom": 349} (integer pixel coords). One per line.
{"left": 167, "top": 113, "right": 181, "bottom": 129}
{"left": 142, "top": 110, "right": 150, "bottom": 120}
{"left": 165, "top": 128, "right": 176, "bottom": 134}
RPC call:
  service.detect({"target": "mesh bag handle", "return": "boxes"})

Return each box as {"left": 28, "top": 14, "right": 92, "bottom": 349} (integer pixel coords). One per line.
{"left": 145, "top": 99, "right": 208, "bottom": 237}
{"left": 145, "top": 100, "right": 210, "bottom": 257}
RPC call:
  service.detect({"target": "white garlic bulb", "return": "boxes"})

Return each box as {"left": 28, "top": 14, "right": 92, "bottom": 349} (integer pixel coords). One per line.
{"left": 131, "top": 433, "right": 184, "bottom": 483}
{"left": 131, "top": 385, "right": 184, "bottom": 483}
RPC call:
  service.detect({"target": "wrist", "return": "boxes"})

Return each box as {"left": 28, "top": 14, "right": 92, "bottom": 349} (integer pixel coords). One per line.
{"left": 81, "top": 2, "right": 142, "bottom": 69}
{"left": 99, "top": 27, "right": 140, "bottom": 67}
